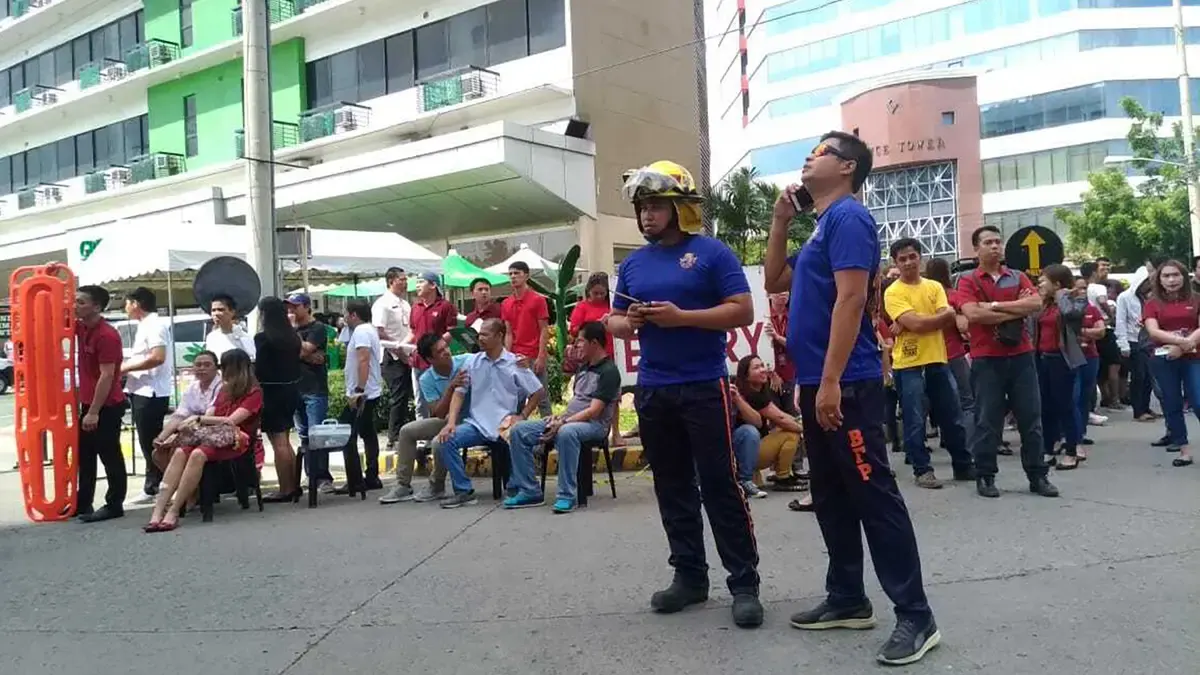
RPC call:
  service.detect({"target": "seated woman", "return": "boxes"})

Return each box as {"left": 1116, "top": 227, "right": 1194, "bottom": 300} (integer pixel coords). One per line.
{"left": 729, "top": 355, "right": 805, "bottom": 499}
{"left": 145, "top": 349, "right": 262, "bottom": 532}
{"left": 151, "top": 350, "right": 221, "bottom": 472}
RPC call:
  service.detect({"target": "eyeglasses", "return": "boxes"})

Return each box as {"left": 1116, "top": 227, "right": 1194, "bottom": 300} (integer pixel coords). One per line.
{"left": 811, "top": 142, "right": 853, "bottom": 162}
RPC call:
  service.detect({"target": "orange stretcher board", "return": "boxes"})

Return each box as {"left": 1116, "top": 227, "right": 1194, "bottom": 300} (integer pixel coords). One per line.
{"left": 11, "top": 263, "right": 78, "bottom": 522}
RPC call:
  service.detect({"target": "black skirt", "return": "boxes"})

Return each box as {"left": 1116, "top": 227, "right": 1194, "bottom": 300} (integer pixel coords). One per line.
{"left": 260, "top": 382, "right": 299, "bottom": 434}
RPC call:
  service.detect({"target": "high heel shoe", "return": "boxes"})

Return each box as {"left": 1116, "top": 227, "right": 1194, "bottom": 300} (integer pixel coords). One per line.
{"left": 262, "top": 488, "right": 303, "bottom": 504}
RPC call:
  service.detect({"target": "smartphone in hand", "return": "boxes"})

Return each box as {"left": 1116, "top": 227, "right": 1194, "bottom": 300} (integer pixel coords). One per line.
{"left": 788, "top": 185, "right": 814, "bottom": 213}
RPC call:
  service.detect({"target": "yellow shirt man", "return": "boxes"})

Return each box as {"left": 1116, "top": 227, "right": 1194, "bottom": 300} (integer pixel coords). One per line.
{"left": 884, "top": 278, "right": 949, "bottom": 370}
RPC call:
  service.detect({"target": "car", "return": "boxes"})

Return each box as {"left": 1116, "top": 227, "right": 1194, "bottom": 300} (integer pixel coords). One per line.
{"left": 108, "top": 313, "right": 217, "bottom": 370}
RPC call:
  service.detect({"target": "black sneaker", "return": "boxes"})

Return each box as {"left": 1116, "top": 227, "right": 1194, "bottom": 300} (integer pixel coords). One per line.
{"left": 976, "top": 476, "right": 1000, "bottom": 498}
{"left": 998, "top": 442, "right": 1014, "bottom": 456}
{"left": 789, "top": 599, "right": 876, "bottom": 630}
{"left": 79, "top": 505, "right": 124, "bottom": 523}
{"left": 876, "top": 615, "right": 941, "bottom": 666}
{"left": 731, "top": 593, "right": 763, "bottom": 628}
{"left": 1029, "top": 476, "right": 1060, "bottom": 497}
{"left": 1151, "top": 435, "right": 1171, "bottom": 447}
{"left": 650, "top": 579, "right": 709, "bottom": 614}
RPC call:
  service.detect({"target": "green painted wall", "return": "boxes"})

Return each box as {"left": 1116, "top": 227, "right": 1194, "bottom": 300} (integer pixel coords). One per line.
{"left": 146, "top": 39, "right": 308, "bottom": 171}
{"left": 144, "top": 0, "right": 242, "bottom": 55}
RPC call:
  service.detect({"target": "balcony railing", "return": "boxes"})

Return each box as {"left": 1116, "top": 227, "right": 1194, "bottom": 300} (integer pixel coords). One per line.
{"left": 418, "top": 66, "right": 501, "bottom": 113}
{"left": 296, "top": 0, "right": 330, "bottom": 11}
{"left": 13, "top": 85, "right": 63, "bottom": 114}
{"left": 298, "top": 102, "right": 371, "bottom": 143}
{"left": 77, "top": 58, "right": 128, "bottom": 91}
{"left": 124, "top": 39, "right": 181, "bottom": 73}
{"left": 235, "top": 121, "right": 300, "bottom": 158}
{"left": 84, "top": 166, "right": 132, "bottom": 194}
{"left": 232, "top": 1, "right": 297, "bottom": 36}
{"left": 129, "top": 153, "right": 187, "bottom": 185}
{"left": 11, "top": 0, "right": 53, "bottom": 19}
{"left": 17, "top": 183, "right": 65, "bottom": 211}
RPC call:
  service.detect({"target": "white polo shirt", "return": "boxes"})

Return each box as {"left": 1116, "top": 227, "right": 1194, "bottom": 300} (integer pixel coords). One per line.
{"left": 205, "top": 325, "right": 256, "bottom": 361}
{"left": 371, "top": 289, "right": 411, "bottom": 350}
{"left": 124, "top": 313, "right": 175, "bottom": 398}
{"left": 345, "top": 323, "right": 383, "bottom": 400}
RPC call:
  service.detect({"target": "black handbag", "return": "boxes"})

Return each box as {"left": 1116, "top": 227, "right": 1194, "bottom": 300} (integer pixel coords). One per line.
{"left": 978, "top": 276, "right": 1026, "bottom": 347}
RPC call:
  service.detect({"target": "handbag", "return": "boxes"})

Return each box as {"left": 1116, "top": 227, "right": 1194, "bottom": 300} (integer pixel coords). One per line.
{"left": 978, "top": 276, "right": 1026, "bottom": 347}
{"left": 175, "top": 423, "right": 244, "bottom": 451}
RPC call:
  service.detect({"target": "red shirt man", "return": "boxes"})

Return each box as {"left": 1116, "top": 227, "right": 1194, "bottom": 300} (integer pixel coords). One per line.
{"left": 408, "top": 273, "right": 457, "bottom": 371}
{"left": 78, "top": 319, "right": 126, "bottom": 409}
{"left": 465, "top": 278, "right": 503, "bottom": 327}
{"left": 501, "top": 263, "right": 550, "bottom": 365}
{"left": 956, "top": 266, "right": 1037, "bottom": 358}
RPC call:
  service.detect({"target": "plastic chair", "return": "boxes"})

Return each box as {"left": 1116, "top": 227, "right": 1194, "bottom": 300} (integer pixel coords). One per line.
{"left": 539, "top": 438, "right": 617, "bottom": 507}
{"left": 198, "top": 442, "right": 263, "bottom": 523}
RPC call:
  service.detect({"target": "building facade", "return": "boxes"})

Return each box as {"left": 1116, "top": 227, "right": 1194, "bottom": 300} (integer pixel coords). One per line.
{"left": 707, "top": 0, "right": 1200, "bottom": 257}
{"left": 0, "top": 0, "right": 701, "bottom": 292}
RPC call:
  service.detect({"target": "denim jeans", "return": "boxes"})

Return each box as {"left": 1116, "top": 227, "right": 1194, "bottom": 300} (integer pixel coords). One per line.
{"left": 1039, "top": 354, "right": 1080, "bottom": 456}
{"left": 295, "top": 393, "right": 332, "bottom": 482}
{"left": 508, "top": 418, "right": 607, "bottom": 502}
{"left": 1073, "top": 357, "right": 1100, "bottom": 440}
{"left": 970, "top": 353, "right": 1048, "bottom": 479}
{"left": 438, "top": 422, "right": 492, "bottom": 494}
{"left": 894, "top": 363, "right": 973, "bottom": 476}
{"left": 732, "top": 424, "right": 761, "bottom": 482}
{"left": 1149, "top": 356, "right": 1200, "bottom": 446}
{"left": 948, "top": 355, "right": 976, "bottom": 450}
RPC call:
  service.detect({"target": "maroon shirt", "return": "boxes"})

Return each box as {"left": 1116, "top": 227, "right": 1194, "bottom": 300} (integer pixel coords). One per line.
{"left": 409, "top": 296, "right": 457, "bottom": 370}
{"left": 77, "top": 319, "right": 126, "bottom": 409}
{"left": 465, "top": 302, "right": 503, "bottom": 327}
{"left": 1144, "top": 297, "right": 1200, "bottom": 359}
{"left": 956, "top": 267, "right": 1036, "bottom": 358}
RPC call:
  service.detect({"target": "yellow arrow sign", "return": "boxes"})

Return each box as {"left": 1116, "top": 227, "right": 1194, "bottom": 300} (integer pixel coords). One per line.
{"left": 1021, "top": 229, "right": 1046, "bottom": 273}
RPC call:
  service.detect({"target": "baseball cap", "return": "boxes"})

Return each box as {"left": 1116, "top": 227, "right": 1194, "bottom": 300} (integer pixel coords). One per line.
{"left": 285, "top": 292, "right": 311, "bottom": 306}
{"left": 419, "top": 272, "right": 440, "bottom": 286}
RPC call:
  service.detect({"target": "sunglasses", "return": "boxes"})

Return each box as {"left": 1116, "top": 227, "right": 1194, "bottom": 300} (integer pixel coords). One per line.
{"left": 811, "top": 142, "right": 852, "bottom": 162}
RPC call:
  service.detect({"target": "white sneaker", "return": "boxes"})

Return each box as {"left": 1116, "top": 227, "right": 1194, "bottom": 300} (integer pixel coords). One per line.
{"left": 740, "top": 480, "right": 768, "bottom": 500}
{"left": 128, "top": 492, "right": 156, "bottom": 505}
{"left": 1088, "top": 413, "right": 1108, "bottom": 426}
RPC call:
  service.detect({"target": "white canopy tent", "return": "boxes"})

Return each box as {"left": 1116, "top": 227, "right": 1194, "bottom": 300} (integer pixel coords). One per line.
{"left": 484, "top": 243, "right": 559, "bottom": 276}
{"left": 69, "top": 223, "right": 442, "bottom": 284}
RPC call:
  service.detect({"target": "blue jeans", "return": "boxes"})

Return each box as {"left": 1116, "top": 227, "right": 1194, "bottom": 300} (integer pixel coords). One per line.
{"left": 508, "top": 418, "right": 607, "bottom": 502}
{"left": 1073, "top": 357, "right": 1100, "bottom": 440}
{"left": 438, "top": 423, "right": 492, "bottom": 494}
{"left": 1149, "top": 356, "right": 1200, "bottom": 446}
{"left": 295, "top": 394, "right": 331, "bottom": 482}
{"left": 732, "top": 424, "right": 761, "bottom": 482}
{"left": 894, "top": 363, "right": 972, "bottom": 476}
{"left": 1039, "top": 354, "right": 1080, "bottom": 456}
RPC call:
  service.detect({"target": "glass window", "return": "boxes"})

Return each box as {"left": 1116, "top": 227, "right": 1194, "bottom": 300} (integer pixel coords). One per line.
{"left": 1088, "top": 143, "right": 1107, "bottom": 172}
{"left": 126, "top": 116, "right": 146, "bottom": 159}
{"left": 357, "top": 40, "right": 386, "bottom": 101}
{"left": 449, "top": 7, "right": 488, "bottom": 70}
{"left": 53, "top": 44, "right": 73, "bottom": 86}
{"left": 487, "top": 0, "right": 528, "bottom": 65}
{"left": 1050, "top": 148, "right": 1069, "bottom": 183}
{"left": 0, "top": 156, "right": 10, "bottom": 197}
{"left": 528, "top": 0, "right": 567, "bottom": 54}
{"left": 103, "top": 122, "right": 125, "bottom": 165}
{"left": 385, "top": 33, "right": 415, "bottom": 93}
{"left": 328, "top": 49, "right": 358, "bottom": 103}
{"left": 1034, "top": 151, "right": 1053, "bottom": 186}
{"left": 998, "top": 157, "right": 1017, "bottom": 191}
{"left": 23, "top": 60, "right": 40, "bottom": 89}
{"left": 102, "top": 22, "right": 120, "bottom": 61}
{"left": 183, "top": 95, "right": 197, "bottom": 157}
{"left": 982, "top": 160, "right": 1000, "bottom": 193}
{"left": 136, "top": 10, "right": 146, "bottom": 43}
{"left": 55, "top": 138, "right": 75, "bottom": 181}
{"left": 33, "top": 145, "right": 56, "bottom": 185}
{"left": 141, "top": 114, "right": 150, "bottom": 152}
{"left": 1015, "top": 154, "right": 1035, "bottom": 189}
{"left": 76, "top": 132, "right": 95, "bottom": 174}
{"left": 1068, "top": 146, "right": 1089, "bottom": 181}
{"left": 118, "top": 15, "right": 138, "bottom": 55}
{"left": 306, "top": 59, "right": 332, "bottom": 109}
{"left": 0, "top": 69, "right": 9, "bottom": 108}
{"left": 416, "top": 20, "right": 450, "bottom": 81}
{"left": 73, "top": 36, "right": 91, "bottom": 70}
{"left": 11, "top": 152, "right": 25, "bottom": 190}
{"left": 180, "top": 0, "right": 194, "bottom": 48}
{"left": 93, "top": 124, "right": 111, "bottom": 168}
{"left": 37, "top": 52, "right": 54, "bottom": 87}
{"left": 91, "top": 29, "right": 108, "bottom": 65}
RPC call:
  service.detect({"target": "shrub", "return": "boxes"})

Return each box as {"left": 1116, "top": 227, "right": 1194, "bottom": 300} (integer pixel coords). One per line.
{"left": 326, "top": 369, "right": 393, "bottom": 429}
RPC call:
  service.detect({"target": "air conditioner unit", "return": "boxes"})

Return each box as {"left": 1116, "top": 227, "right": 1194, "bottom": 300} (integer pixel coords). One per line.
{"left": 105, "top": 167, "right": 131, "bottom": 188}
{"left": 461, "top": 72, "right": 486, "bottom": 101}
{"left": 152, "top": 154, "right": 181, "bottom": 175}
{"left": 40, "top": 186, "right": 63, "bottom": 204}
{"left": 333, "top": 108, "right": 358, "bottom": 133}
{"left": 148, "top": 42, "right": 172, "bottom": 65}
{"left": 101, "top": 63, "right": 127, "bottom": 82}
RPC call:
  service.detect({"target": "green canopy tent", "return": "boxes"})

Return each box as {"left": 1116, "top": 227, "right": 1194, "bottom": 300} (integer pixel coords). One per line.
{"left": 320, "top": 252, "right": 507, "bottom": 297}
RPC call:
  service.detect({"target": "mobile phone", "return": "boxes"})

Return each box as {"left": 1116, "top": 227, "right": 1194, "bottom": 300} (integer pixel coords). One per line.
{"left": 788, "top": 185, "right": 814, "bottom": 212}
{"left": 613, "top": 290, "right": 644, "bottom": 305}
{"left": 1155, "top": 346, "right": 1172, "bottom": 357}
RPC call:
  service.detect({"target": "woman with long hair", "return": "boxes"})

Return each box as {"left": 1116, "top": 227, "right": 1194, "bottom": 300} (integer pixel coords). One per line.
{"left": 255, "top": 296, "right": 303, "bottom": 500}
{"left": 570, "top": 272, "right": 622, "bottom": 446}
{"left": 1034, "top": 264, "right": 1088, "bottom": 470}
{"left": 1072, "top": 276, "right": 1107, "bottom": 460}
{"left": 729, "top": 355, "right": 805, "bottom": 497}
{"left": 1143, "top": 260, "right": 1199, "bottom": 467}
{"left": 145, "top": 349, "right": 262, "bottom": 531}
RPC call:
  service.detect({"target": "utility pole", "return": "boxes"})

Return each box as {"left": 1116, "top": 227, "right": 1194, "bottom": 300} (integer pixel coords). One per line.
{"left": 244, "top": 0, "right": 279, "bottom": 297}
{"left": 1174, "top": 0, "right": 1200, "bottom": 256}
{"left": 693, "top": 0, "right": 713, "bottom": 235}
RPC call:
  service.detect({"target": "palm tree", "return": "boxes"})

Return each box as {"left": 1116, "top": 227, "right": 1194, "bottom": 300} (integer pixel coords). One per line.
{"left": 707, "top": 167, "right": 816, "bottom": 263}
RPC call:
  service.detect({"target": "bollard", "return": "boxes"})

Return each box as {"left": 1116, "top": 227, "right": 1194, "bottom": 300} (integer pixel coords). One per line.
{"left": 11, "top": 263, "right": 78, "bottom": 522}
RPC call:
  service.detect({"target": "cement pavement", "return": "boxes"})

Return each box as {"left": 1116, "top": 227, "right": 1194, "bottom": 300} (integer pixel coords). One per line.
{"left": 1, "top": 413, "right": 1198, "bottom": 675}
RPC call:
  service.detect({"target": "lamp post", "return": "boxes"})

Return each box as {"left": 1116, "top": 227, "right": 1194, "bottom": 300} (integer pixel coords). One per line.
{"left": 1176, "top": 0, "right": 1200, "bottom": 256}
{"left": 1104, "top": 154, "right": 1200, "bottom": 254}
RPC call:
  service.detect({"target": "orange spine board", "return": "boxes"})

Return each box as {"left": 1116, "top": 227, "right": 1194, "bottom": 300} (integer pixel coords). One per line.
{"left": 11, "top": 263, "right": 79, "bottom": 522}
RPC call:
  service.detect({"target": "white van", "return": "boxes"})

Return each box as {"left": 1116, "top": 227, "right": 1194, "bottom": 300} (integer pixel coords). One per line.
{"left": 108, "top": 313, "right": 216, "bottom": 370}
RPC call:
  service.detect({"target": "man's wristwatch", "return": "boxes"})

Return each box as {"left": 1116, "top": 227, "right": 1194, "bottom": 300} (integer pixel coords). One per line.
{"left": 353, "top": 386, "right": 365, "bottom": 394}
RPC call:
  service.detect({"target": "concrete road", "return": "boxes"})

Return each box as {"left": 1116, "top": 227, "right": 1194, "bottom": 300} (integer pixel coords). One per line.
{"left": 0, "top": 414, "right": 1197, "bottom": 675}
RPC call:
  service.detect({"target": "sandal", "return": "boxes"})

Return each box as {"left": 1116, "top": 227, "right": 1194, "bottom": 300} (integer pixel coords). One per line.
{"left": 788, "top": 497, "right": 814, "bottom": 512}
{"left": 1057, "top": 456, "right": 1079, "bottom": 471}
{"left": 1172, "top": 457, "right": 1193, "bottom": 467}
{"left": 143, "top": 521, "right": 163, "bottom": 533}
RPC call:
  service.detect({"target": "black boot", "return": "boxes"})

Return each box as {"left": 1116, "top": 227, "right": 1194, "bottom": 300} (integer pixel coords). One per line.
{"left": 975, "top": 476, "right": 999, "bottom": 498}
{"left": 1029, "top": 475, "right": 1060, "bottom": 497}
{"left": 650, "top": 578, "right": 708, "bottom": 614}
{"left": 731, "top": 593, "right": 763, "bottom": 628}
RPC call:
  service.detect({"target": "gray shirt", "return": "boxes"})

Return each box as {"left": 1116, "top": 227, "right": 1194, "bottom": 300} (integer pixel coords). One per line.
{"left": 565, "top": 358, "right": 622, "bottom": 428}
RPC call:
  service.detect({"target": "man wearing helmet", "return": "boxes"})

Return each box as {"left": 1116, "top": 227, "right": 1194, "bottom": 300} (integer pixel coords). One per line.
{"left": 765, "top": 132, "right": 939, "bottom": 666}
{"left": 605, "top": 160, "right": 763, "bottom": 629}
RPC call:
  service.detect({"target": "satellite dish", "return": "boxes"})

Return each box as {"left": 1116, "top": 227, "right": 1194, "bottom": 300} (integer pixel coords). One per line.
{"left": 193, "top": 256, "right": 261, "bottom": 317}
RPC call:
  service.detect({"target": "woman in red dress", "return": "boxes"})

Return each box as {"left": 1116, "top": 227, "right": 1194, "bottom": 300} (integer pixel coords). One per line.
{"left": 145, "top": 349, "right": 263, "bottom": 532}
{"left": 570, "top": 272, "right": 623, "bottom": 446}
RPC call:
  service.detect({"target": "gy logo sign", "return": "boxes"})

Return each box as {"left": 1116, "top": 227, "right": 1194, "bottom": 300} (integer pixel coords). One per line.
{"left": 79, "top": 239, "right": 102, "bottom": 261}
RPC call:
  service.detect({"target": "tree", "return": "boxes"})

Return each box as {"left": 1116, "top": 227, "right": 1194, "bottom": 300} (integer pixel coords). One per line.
{"left": 706, "top": 167, "right": 816, "bottom": 264}
{"left": 1057, "top": 97, "right": 1193, "bottom": 266}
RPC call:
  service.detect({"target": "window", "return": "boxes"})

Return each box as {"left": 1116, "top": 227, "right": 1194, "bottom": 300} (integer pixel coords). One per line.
{"left": 183, "top": 95, "right": 198, "bottom": 157}
{"left": 76, "top": 132, "right": 95, "bottom": 174}
{"left": 328, "top": 49, "right": 358, "bottom": 103}
{"left": 1015, "top": 154, "right": 1035, "bottom": 189}
{"left": 0, "top": 70, "right": 9, "bottom": 108}
{"left": 981, "top": 141, "right": 1133, "bottom": 193}
{"left": 749, "top": 137, "right": 820, "bottom": 175}
{"left": 11, "top": 153, "right": 24, "bottom": 190}
{"left": 0, "top": 156, "right": 11, "bottom": 198}
{"left": 55, "top": 138, "right": 75, "bottom": 182}
{"left": 101, "top": 22, "right": 120, "bottom": 61}
{"left": 180, "top": 0, "right": 194, "bottom": 49}
{"left": 306, "top": 59, "right": 332, "bottom": 109}
{"left": 941, "top": 111, "right": 955, "bottom": 125}
{"left": 415, "top": 20, "right": 450, "bottom": 80}
{"left": 449, "top": 7, "right": 488, "bottom": 70}
{"left": 486, "top": 0, "right": 528, "bottom": 64}
{"left": 118, "top": 15, "right": 139, "bottom": 56}
{"left": 385, "top": 33, "right": 415, "bottom": 93}
{"left": 528, "top": 0, "right": 567, "bottom": 54}
{"left": 357, "top": 40, "right": 387, "bottom": 101}
{"left": 125, "top": 116, "right": 146, "bottom": 159}
{"left": 73, "top": 36, "right": 92, "bottom": 71}
{"left": 53, "top": 44, "right": 73, "bottom": 86}
{"left": 865, "top": 162, "right": 958, "bottom": 257}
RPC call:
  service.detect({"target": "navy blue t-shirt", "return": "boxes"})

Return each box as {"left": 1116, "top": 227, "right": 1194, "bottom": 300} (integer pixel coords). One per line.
{"left": 787, "top": 195, "right": 881, "bottom": 386}
{"left": 614, "top": 235, "right": 750, "bottom": 387}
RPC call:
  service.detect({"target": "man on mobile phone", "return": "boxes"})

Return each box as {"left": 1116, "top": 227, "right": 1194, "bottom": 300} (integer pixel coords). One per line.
{"left": 606, "top": 160, "right": 762, "bottom": 629}
{"left": 764, "top": 132, "right": 939, "bottom": 666}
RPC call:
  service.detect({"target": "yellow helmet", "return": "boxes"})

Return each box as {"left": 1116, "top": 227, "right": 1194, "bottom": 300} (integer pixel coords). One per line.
{"left": 621, "top": 160, "right": 705, "bottom": 234}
